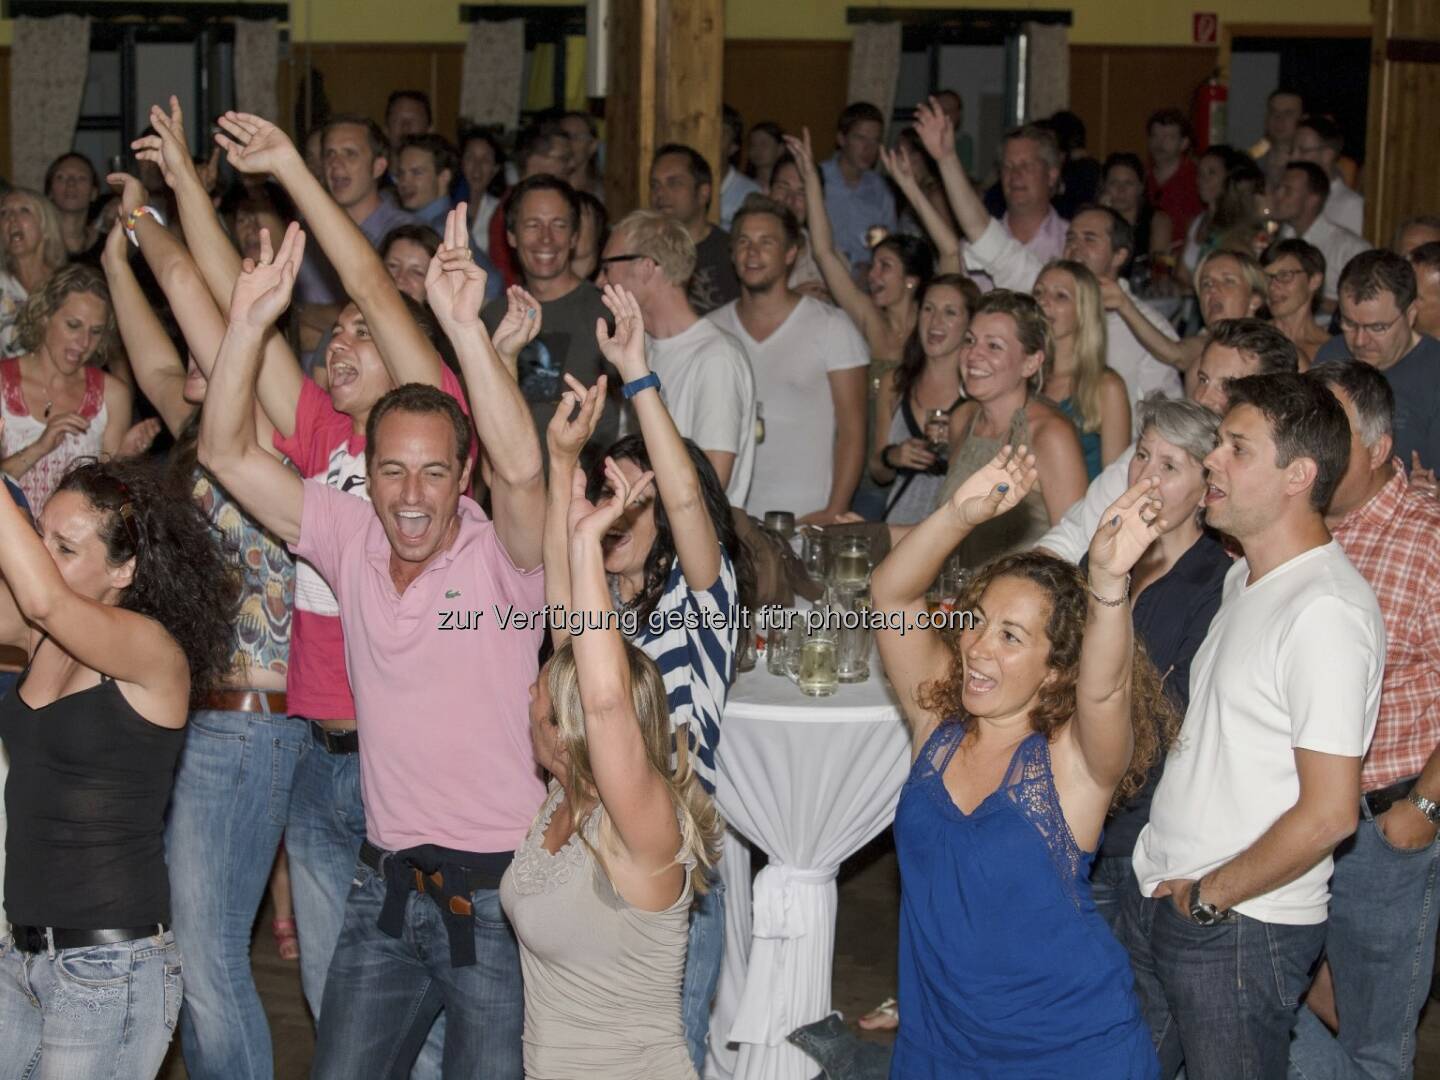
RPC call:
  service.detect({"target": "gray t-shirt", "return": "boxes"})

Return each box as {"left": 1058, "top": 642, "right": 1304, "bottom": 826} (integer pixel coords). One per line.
{"left": 1314, "top": 333, "right": 1440, "bottom": 470}
{"left": 689, "top": 227, "right": 741, "bottom": 316}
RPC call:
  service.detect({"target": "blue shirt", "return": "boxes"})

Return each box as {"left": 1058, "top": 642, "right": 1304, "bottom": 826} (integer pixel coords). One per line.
{"left": 297, "top": 198, "right": 419, "bottom": 306}
{"left": 411, "top": 195, "right": 453, "bottom": 234}
{"left": 1314, "top": 334, "right": 1440, "bottom": 472}
{"left": 820, "top": 157, "right": 897, "bottom": 268}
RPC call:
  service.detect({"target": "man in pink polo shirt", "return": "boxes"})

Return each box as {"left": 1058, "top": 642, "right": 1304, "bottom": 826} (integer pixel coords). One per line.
{"left": 200, "top": 221, "right": 546, "bottom": 1078}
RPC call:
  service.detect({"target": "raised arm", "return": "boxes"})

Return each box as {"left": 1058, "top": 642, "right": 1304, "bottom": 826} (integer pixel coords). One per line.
{"left": 0, "top": 426, "right": 190, "bottom": 726}
{"left": 879, "top": 143, "right": 962, "bottom": 274}
{"left": 913, "top": 97, "right": 991, "bottom": 246}
{"left": 1068, "top": 478, "right": 1162, "bottom": 791}
{"left": 566, "top": 459, "right": 686, "bottom": 908}
{"left": 597, "top": 284, "right": 721, "bottom": 590}
{"left": 198, "top": 224, "right": 308, "bottom": 545}
{"left": 100, "top": 213, "right": 192, "bottom": 437}
{"left": 1099, "top": 276, "right": 1187, "bottom": 370}
{"left": 542, "top": 373, "right": 607, "bottom": 646}
{"left": 783, "top": 129, "right": 878, "bottom": 335}
{"left": 134, "top": 98, "right": 304, "bottom": 437}
{"left": 425, "top": 207, "right": 543, "bottom": 569}
{"left": 215, "top": 111, "right": 443, "bottom": 390}
{"left": 872, "top": 445, "right": 1038, "bottom": 752}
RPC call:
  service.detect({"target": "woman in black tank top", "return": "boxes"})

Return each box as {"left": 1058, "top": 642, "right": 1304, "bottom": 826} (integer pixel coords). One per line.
{"left": 0, "top": 454, "right": 235, "bottom": 1079}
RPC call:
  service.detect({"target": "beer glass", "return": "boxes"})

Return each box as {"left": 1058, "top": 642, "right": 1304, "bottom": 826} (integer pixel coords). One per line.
{"left": 800, "top": 527, "right": 831, "bottom": 582}
{"left": 832, "top": 535, "right": 872, "bottom": 587}
{"left": 924, "top": 408, "right": 950, "bottom": 475}
{"left": 763, "top": 510, "right": 796, "bottom": 541}
{"left": 835, "top": 593, "right": 871, "bottom": 684}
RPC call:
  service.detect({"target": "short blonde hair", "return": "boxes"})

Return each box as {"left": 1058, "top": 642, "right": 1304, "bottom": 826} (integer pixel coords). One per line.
{"left": 1, "top": 189, "right": 66, "bottom": 276}
{"left": 14, "top": 263, "right": 116, "bottom": 365}
{"left": 614, "top": 209, "right": 697, "bottom": 287}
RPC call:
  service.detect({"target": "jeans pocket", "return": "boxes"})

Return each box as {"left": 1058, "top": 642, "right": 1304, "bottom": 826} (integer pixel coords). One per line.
{"left": 1372, "top": 817, "right": 1439, "bottom": 858}
{"left": 55, "top": 944, "right": 132, "bottom": 989}
{"left": 163, "top": 962, "right": 183, "bottom": 1032}
{"left": 471, "top": 887, "right": 509, "bottom": 931}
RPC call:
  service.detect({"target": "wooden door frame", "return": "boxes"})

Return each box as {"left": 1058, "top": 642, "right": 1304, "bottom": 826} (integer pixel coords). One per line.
{"left": 1217, "top": 21, "right": 1371, "bottom": 80}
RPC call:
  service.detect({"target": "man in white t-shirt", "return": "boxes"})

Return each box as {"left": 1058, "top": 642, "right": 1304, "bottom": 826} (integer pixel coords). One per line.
{"left": 1121, "top": 372, "right": 1386, "bottom": 1080}
{"left": 597, "top": 210, "right": 757, "bottom": 505}
{"left": 707, "top": 196, "right": 868, "bottom": 522}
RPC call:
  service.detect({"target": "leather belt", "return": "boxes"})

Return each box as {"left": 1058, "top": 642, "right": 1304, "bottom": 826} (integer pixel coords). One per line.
{"left": 310, "top": 724, "right": 359, "bottom": 754}
{"left": 1362, "top": 775, "right": 1418, "bottom": 818}
{"left": 201, "top": 689, "right": 287, "bottom": 715}
{"left": 11, "top": 923, "right": 166, "bottom": 954}
{"left": 359, "top": 840, "right": 513, "bottom": 893}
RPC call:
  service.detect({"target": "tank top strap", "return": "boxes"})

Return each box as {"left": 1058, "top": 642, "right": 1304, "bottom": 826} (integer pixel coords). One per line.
{"left": 1001, "top": 731, "right": 1087, "bottom": 911}
{"left": 80, "top": 366, "right": 106, "bottom": 418}
{"left": 1006, "top": 402, "right": 1034, "bottom": 448}
{"left": 911, "top": 720, "right": 967, "bottom": 784}
{"left": 0, "top": 357, "right": 24, "bottom": 415}
{"left": 900, "top": 395, "right": 923, "bottom": 440}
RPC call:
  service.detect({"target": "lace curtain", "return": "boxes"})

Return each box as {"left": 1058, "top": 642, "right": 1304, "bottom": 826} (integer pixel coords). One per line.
{"left": 10, "top": 15, "right": 91, "bottom": 190}
{"left": 235, "top": 19, "right": 280, "bottom": 124}
{"left": 1024, "top": 22, "right": 1070, "bottom": 122}
{"left": 461, "top": 19, "right": 526, "bottom": 130}
{"left": 847, "top": 22, "right": 902, "bottom": 130}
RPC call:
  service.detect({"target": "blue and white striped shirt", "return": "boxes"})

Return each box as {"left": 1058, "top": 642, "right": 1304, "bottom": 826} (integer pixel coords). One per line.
{"left": 630, "top": 552, "right": 738, "bottom": 796}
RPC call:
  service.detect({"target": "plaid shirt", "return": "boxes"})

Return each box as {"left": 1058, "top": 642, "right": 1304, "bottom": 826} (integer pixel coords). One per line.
{"left": 1331, "top": 463, "right": 1440, "bottom": 790}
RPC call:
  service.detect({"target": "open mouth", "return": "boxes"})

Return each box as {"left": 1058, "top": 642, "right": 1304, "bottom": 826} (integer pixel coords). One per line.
{"left": 394, "top": 510, "right": 431, "bottom": 540}
{"left": 964, "top": 669, "right": 997, "bottom": 694}
{"left": 1204, "top": 483, "right": 1226, "bottom": 505}
{"left": 328, "top": 362, "right": 359, "bottom": 391}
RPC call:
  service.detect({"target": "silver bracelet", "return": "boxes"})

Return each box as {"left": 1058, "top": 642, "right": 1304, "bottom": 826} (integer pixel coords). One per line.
{"left": 1088, "top": 574, "right": 1130, "bottom": 607}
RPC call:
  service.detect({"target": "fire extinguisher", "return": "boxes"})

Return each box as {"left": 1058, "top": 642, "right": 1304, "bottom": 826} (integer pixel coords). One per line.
{"left": 1192, "top": 71, "right": 1228, "bottom": 153}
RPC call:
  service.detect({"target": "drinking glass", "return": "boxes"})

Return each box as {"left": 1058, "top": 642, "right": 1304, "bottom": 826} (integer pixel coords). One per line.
{"left": 800, "top": 528, "right": 831, "bottom": 582}
{"left": 766, "top": 608, "right": 793, "bottom": 676}
{"left": 764, "top": 510, "right": 796, "bottom": 541}
{"left": 835, "top": 593, "right": 871, "bottom": 684}
{"left": 795, "top": 634, "right": 839, "bottom": 696}
{"left": 924, "top": 408, "right": 951, "bottom": 475}
{"left": 832, "top": 535, "right": 872, "bottom": 587}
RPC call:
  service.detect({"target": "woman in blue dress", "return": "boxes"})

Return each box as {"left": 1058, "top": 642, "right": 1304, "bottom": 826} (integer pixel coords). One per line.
{"left": 870, "top": 443, "right": 1171, "bottom": 1079}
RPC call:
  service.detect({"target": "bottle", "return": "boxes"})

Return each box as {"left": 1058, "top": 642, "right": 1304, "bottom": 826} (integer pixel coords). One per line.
{"left": 754, "top": 401, "right": 765, "bottom": 445}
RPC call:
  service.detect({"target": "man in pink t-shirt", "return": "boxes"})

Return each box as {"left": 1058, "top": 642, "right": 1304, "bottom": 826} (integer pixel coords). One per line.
{"left": 201, "top": 223, "right": 546, "bottom": 1077}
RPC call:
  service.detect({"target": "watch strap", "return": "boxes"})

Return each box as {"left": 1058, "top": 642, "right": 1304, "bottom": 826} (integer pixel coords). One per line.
{"left": 1408, "top": 789, "right": 1440, "bottom": 825}
{"left": 622, "top": 372, "right": 660, "bottom": 400}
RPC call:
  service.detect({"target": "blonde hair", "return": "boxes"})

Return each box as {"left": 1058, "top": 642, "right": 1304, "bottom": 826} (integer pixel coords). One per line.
{"left": 14, "top": 263, "right": 117, "bottom": 366}
{"left": 1040, "top": 260, "right": 1109, "bottom": 433}
{"left": 547, "top": 640, "right": 721, "bottom": 897}
{"left": 1, "top": 189, "right": 66, "bottom": 276}
{"left": 1195, "top": 248, "right": 1268, "bottom": 315}
{"left": 614, "top": 209, "right": 697, "bottom": 287}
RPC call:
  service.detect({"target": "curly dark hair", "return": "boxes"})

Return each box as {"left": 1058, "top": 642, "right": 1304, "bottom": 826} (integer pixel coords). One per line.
{"left": 917, "top": 551, "right": 1179, "bottom": 808}
{"left": 587, "top": 434, "right": 756, "bottom": 625}
{"left": 54, "top": 456, "right": 240, "bottom": 700}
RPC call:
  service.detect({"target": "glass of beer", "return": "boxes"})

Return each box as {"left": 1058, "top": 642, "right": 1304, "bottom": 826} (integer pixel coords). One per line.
{"left": 924, "top": 408, "right": 950, "bottom": 475}
{"left": 796, "top": 633, "right": 839, "bottom": 696}
{"left": 836, "top": 593, "right": 871, "bottom": 684}
{"left": 800, "top": 528, "right": 831, "bottom": 583}
{"left": 833, "top": 535, "right": 872, "bottom": 587}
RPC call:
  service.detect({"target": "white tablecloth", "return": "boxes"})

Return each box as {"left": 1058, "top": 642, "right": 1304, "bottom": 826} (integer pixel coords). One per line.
{"left": 706, "top": 661, "right": 910, "bottom": 1080}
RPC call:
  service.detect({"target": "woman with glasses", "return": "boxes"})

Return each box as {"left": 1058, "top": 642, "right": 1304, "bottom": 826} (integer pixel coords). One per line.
{"left": 0, "top": 453, "right": 236, "bottom": 1078}
{"left": 1262, "top": 239, "right": 1328, "bottom": 369}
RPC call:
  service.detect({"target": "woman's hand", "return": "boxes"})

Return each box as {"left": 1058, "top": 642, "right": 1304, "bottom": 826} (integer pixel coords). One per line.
{"left": 228, "top": 222, "right": 306, "bottom": 330}
{"left": 547, "top": 373, "right": 607, "bottom": 465}
{"left": 35, "top": 412, "right": 90, "bottom": 455}
{"left": 424, "top": 204, "right": 488, "bottom": 335}
{"left": 886, "top": 438, "right": 938, "bottom": 472}
{"left": 879, "top": 144, "right": 920, "bottom": 196}
{"left": 132, "top": 96, "right": 200, "bottom": 191}
{"left": 1098, "top": 276, "right": 1128, "bottom": 312}
{"left": 912, "top": 97, "right": 956, "bottom": 162}
{"left": 100, "top": 214, "right": 130, "bottom": 271}
{"left": 945, "top": 444, "right": 1038, "bottom": 527}
{"left": 118, "top": 417, "right": 162, "bottom": 458}
{"left": 105, "top": 172, "right": 149, "bottom": 221}
{"left": 567, "top": 455, "right": 654, "bottom": 546}
{"left": 780, "top": 129, "right": 820, "bottom": 183}
{"left": 491, "top": 284, "right": 543, "bottom": 368}
{"left": 215, "top": 111, "right": 303, "bottom": 177}
{"left": 1088, "top": 476, "right": 1163, "bottom": 592}
{"left": 595, "top": 284, "right": 648, "bottom": 382}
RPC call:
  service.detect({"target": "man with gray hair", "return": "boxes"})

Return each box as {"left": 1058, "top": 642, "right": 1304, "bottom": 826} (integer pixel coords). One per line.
{"left": 597, "top": 209, "right": 757, "bottom": 504}
{"left": 1287, "top": 359, "right": 1440, "bottom": 1080}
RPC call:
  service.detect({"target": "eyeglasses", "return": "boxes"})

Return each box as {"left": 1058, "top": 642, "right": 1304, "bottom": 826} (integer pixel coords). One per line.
{"left": 1265, "top": 268, "right": 1306, "bottom": 285}
{"left": 1339, "top": 314, "right": 1403, "bottom": 337}
{"left": 597, "top": 253, "right": 648, "bottom": 269}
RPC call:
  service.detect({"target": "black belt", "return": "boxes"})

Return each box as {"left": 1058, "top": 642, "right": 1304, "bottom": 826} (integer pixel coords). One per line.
{"left": 309, "top": 723, "right": 359, "bottom": 754}
{"left": 1362, "top": 775, "right": 1419, "bottom": 818}
{"left": 360, "top": 840, "right": 514, "bottom": 969}
{"left": 11, "top": 924, "right": 166, "bottom": 954}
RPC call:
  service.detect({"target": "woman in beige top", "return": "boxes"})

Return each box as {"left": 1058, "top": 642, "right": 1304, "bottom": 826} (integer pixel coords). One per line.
{"left": 501, "top": 400, "right": 721, "bottom": 1080}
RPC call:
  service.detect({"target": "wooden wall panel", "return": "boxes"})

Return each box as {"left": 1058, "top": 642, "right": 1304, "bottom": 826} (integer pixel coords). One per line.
{"left": 1365, "top": 1, "right": 1440, "bottom": 243}
{"left": 0, "top": 49, "right": 10, "bottom": 183}
{"left": 722, "top": 40, "right": 850, "bottom": 156}
{"left": 1070, "top": 45, "right": 1219, "bottom": 161}
{"left": 279, "top": 44, "right": 464, "bottom": 141}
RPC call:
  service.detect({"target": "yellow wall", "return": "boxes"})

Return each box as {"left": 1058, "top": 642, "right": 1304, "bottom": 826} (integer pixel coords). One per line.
{"left": 0, "top": 0, "right": 1372, "bottom": 48}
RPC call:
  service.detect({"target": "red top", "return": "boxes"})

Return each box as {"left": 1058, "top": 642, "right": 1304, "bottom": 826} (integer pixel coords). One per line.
{"left": 488, "top": 191, "right": 520, "bottom": 290}
{"left": 1145, "top": 156, "right": 1204, "bottom": 250}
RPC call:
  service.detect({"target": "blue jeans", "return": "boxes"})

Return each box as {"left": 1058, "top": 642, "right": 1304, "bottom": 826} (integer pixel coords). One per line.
{"left": 0, "top": 931, "right": 182, "bottom": 1080}
{"left": 1117, "top": 885, "right": 1326, "bottom": 1080}
{"left": 165, "top": 706, "right": 307, "bottom": 1080}
{"left": 681, "top": 874, "right": 726, "bottom": 1073}
{"left": 1091, "top": 852, "right": 1135, "bottom": 933}
{"left": 312, "top": 852, "right": 523, "bottom": 1079}
{"left": 1289, "top": 811, "right": 1440, "bottom": 1080}
{"left": 285, "top": 726, "right": 366, "bottom": 1020}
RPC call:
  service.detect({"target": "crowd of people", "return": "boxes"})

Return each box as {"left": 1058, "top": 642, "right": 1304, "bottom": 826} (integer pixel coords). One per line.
{"left": 0, "top": 72, "right": 1435, "bottom": 1080}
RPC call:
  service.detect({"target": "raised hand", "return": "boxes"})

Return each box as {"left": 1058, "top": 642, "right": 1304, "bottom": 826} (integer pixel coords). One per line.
{"left": 567, "top": 455, "right": 655, "bottom": 546}
{"left": 424, "top": 203, "right": 488, "bottom": 333}
{"left": 878, "top": 144, "right": 919, "bottom": 193}
{"left": 548, "top": 373, "right": 607, "bottom": 464}
{"left": 214, "top": 111, "right": 302, "bottom": 177}
{"left": 228, "top": 222, "right": 306, "bottom": 330}
{"left": 1088, "top": 477, "right": 1164, "bottom": 588}
{"left": 491, "top": 284, "right": 543, "bottom": 367}
{"left": 945, "top": 444, "right": 1038, "bottom": 527}
{"left": 101, "top": 213, "right": 130, "bottom": 270}
{"left": 106, "top": 172, "right": 149, "bottom": 220}
{"left": 119, "top": 417, "right": 163, "bottom": 458}
{"left": 595, "top": 284, "right": 648, "bottom": 381}
{"left": 912, "top": 97, "right": 956, "bottom": 162}
{"left": 1097, "top": 276, "right": 1127, "bottom": 312}
{"left": 132, "top": 96, "right": 198, "bottom": 191}
{"left": 780, "top": 129, "right": 819, "bottom": 181}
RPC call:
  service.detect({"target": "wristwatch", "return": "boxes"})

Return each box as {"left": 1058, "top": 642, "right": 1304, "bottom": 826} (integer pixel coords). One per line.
{"left": 1408, "top": 789, "right": 1440, "bottom": 825}
{"left": 1188, "top": 880, "right": 1232, "bottom": 926}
